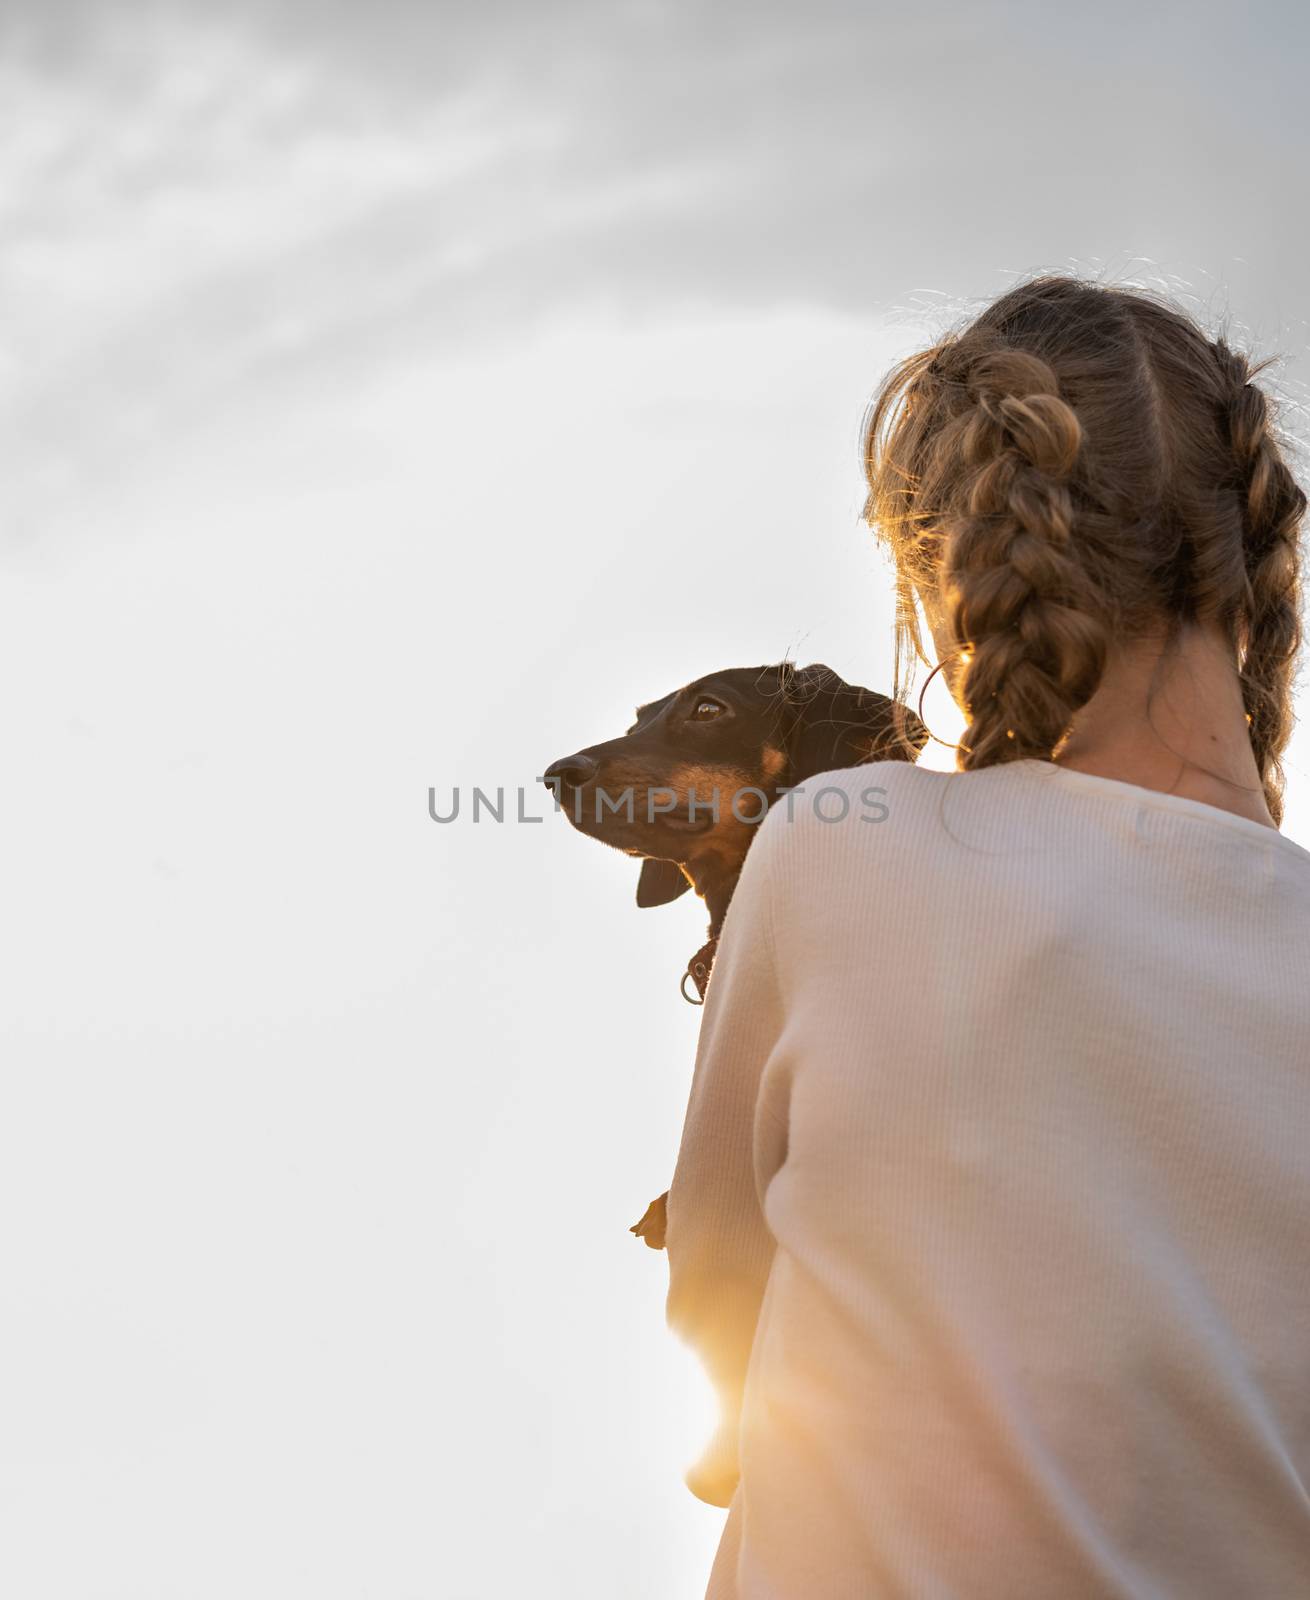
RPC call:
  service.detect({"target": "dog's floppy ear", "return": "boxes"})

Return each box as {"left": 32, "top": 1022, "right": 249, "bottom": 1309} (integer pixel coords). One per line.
{"left": 782, "top": 662, "right": 928, "bottom": 783}
{"left": 636, "top": 857, "right": 692, "bottom": 908}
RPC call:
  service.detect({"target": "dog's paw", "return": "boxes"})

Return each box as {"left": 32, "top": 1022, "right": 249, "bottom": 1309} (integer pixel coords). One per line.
{"left": 629, "top": 1191, "right": 669, "bottom": 1250}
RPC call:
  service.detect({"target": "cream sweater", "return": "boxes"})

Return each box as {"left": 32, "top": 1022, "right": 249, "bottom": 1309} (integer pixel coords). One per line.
{"left": 665, "top": 759, "right": 1310, "bottom": 1599}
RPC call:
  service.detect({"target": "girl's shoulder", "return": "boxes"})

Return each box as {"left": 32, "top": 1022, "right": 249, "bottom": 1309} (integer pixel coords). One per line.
{"left": 750, "top": 758, "right": 953, "bottom": 878}
{"left": 761, "top": 756, "right": 1310, "bottom": 880}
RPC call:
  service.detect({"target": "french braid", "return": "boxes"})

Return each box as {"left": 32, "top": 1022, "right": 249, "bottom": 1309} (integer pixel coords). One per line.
{"left": 944, "top": 351, "right": 1108, "bottom": 768}
{"left": 1212, "top": 342, "right": 1305, "bottom": 824}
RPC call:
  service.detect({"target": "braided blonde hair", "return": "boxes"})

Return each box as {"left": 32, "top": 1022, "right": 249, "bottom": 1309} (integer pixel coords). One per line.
{"left": 864, "top": 278, "right": 1306, "bottom": 822}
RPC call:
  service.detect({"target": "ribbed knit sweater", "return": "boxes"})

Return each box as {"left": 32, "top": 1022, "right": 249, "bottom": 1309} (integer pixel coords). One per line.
{"left": 665, "top": 758, "right": 1310, "bottom": 1599}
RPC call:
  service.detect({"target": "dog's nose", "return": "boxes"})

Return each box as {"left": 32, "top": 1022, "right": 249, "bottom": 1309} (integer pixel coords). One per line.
{"left": 543, "top": 752, "right": 598, "bottom": 788}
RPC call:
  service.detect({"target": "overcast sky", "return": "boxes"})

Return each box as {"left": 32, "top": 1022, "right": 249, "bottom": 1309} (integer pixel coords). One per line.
{"left": 4, "top": 4, "right": 1309, "bottom": 1597}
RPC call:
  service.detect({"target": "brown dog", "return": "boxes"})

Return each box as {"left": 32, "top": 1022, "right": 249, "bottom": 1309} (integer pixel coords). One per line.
{"left": 544, "top": 662, "right": 926, "bottom": 1245}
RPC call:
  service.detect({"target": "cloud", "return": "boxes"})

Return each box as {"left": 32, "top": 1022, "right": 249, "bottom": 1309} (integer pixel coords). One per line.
{"left": 3, "top": 0, "right": 1308, "bottom": 532}
{"left": 0, "top": 11, "right": 577, "bottom": 524}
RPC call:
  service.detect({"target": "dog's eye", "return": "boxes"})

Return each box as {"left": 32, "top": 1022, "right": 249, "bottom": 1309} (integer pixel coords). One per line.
{"left": 689, "top": 698, "right": 725, "bottom": 721}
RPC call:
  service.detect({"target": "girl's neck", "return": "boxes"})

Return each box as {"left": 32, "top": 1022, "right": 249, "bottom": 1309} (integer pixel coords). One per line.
{"left": 1051, "top": 624, "right": 1275, "bottom": 828}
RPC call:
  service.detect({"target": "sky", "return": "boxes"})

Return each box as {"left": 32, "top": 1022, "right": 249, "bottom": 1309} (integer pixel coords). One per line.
{"left": 3, "top": 3, "right": 1310, "bottom": 1597}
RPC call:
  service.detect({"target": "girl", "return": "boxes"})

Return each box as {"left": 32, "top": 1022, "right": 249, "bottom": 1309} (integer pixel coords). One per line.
{"left": 665, "top": 277, "right": 1310, "bottom": 1597}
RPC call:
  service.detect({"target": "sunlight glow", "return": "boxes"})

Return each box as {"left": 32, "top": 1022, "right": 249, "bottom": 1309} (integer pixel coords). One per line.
{"left": 665, "top": 1336, "right": 722, "bottom": 1479}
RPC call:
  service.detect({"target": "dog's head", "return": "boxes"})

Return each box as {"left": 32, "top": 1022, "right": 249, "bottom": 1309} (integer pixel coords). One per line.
{"left": 543, "top": 663, "right": 926, "bottom": 908}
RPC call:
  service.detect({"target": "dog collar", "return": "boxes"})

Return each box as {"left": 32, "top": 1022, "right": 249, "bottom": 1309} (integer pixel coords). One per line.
{"left": 681, "top": 935, "right": 720, "bottom": 1006}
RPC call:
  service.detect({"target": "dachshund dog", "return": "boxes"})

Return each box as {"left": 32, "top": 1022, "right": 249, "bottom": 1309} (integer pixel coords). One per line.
{"left": 543, "top": 661, "right": 926, "bottom": 1246}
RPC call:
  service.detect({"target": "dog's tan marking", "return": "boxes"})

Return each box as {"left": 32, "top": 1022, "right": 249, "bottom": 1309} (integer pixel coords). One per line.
{"left": 665, "top": 763, "right": 753, "bottom": 818}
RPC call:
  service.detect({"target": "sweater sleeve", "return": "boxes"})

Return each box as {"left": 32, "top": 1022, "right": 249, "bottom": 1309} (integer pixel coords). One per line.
{"left": 665, "top": 810, "right": 789, "bottom": 1506}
